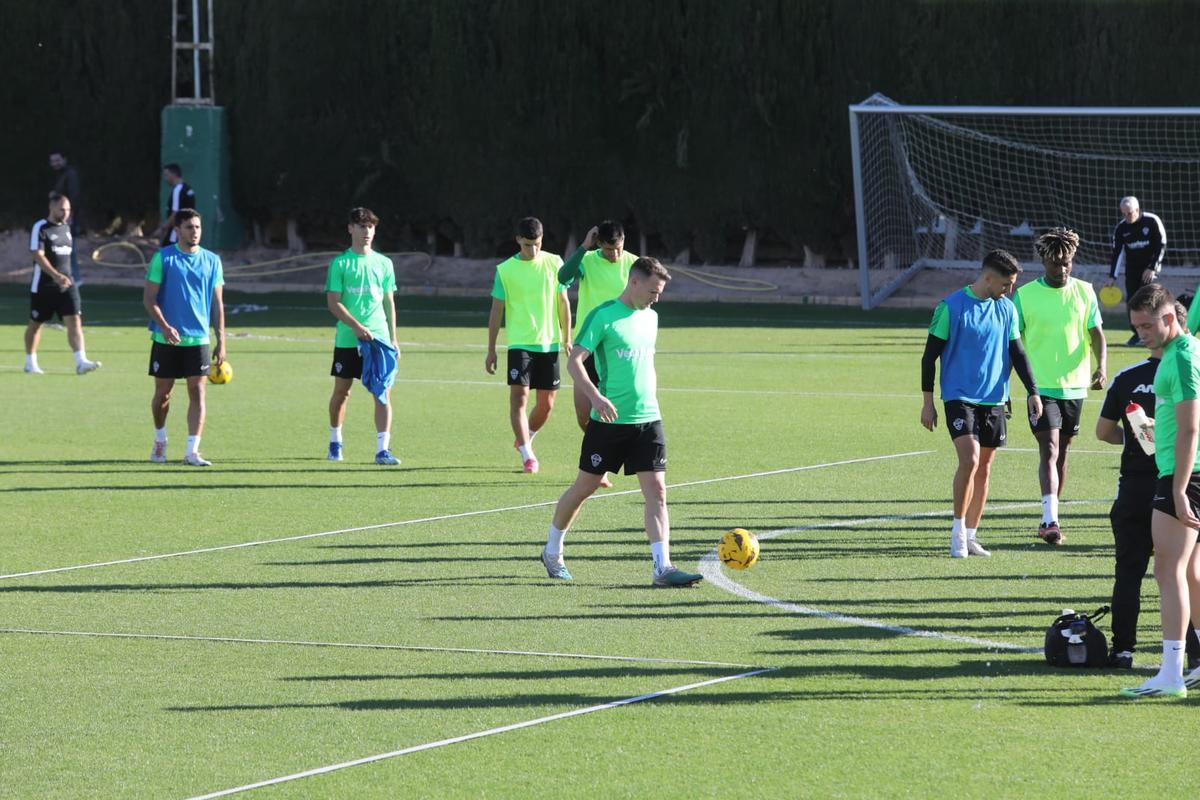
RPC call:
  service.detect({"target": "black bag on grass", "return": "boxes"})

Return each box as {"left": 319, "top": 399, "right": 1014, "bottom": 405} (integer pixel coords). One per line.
{"left": 1044, "top": 606, "right": 1109, "bottom": 667}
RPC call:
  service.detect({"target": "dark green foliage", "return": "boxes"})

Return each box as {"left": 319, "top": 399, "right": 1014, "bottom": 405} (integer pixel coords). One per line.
{"left": 4, "top": 1, "right": 1200, "bottom": 257}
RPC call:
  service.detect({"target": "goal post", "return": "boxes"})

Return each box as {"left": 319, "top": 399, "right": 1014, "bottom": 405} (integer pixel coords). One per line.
{"left": 849, "top": 94, "right": 1200, "bottom": 309}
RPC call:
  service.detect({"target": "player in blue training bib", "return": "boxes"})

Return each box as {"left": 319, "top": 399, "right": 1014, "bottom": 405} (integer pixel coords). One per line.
{"left": 920, "top": 249, "right": 1042, "bottom": 558}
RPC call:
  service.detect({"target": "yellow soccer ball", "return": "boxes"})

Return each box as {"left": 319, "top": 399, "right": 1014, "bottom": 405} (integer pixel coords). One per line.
{"left": 209, "top": 359, "right": 233, "bottom": 385}
{"left": 717, "top": 528, "right": 759, "bottom": 570}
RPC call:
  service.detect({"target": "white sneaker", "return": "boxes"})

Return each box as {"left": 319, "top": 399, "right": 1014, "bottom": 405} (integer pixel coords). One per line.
{"left": 76, "top": 359, "right": 102, "bottom": 375}
{"left": 183, "top": 452, "right": 212, "bottom": 467}
{"left": 1119, "top": 674, "right": 1187, "bottom": 698}
{"left": 966, "top": 538, "right": 991, "bottom": 557}
{"left": 1184, "top": 665, "right": 1200, "bottom": 689}
{"left": 150, "top": 441, "right": 168, "bottom": 463}
{"left": 950, "top": 531, "right": 968, "bottom": 558}
{"left": 24, "top": 364, "right": 44, "bottom": 374}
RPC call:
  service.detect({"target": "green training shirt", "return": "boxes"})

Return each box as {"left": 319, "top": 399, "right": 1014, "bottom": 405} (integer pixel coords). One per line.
{"left": 1013, "top": 276, "right": 1102, "bottom": 400}
{"left": 573, "top": 249, "right": 638, "bottom": 337}
{"left": 325, "top": 249, "right": 397, "bottom": 348}
{"left": 576, "top": 299, "right": 661, "bottom": 424}
{"left": 491, "top": 251, "right": 566, "bottom": 352}
{"left": 1154, "top": 332, "right": 1200, "bottom": 478}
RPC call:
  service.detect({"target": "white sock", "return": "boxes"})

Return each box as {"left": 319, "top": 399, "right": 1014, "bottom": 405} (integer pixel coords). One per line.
{"left": 966, "top": 527, "right": 978, "bottom": 542}
{"left": 1162, "top": 640, "right": 1185, "bottom": 681}
{"left": 1041, "top": 494, "right": 1058, "bottom": 524}
{"left": 951, "top": 518, "right": 964, "bottom": 536}
{"left": 25, "top": 354, "right": 38, "bottom": 369}
{"left": 186, "top": 435, "right": 200, "bottom": 456}
{"left": 330, "top": 426, "right": 343, "bottom": 444}
{"left": 651, "top": 541, "right": 670, "bottom": 572}
{"left": 518, "top": 444, "right": 534, "bottom": 460}
{"left": 155, "top": 427, "right": 168, "bottom": 443}
{"left": 73, "top": 350, "right": 87, "bottom": 366}
{"left": 545, "top": 524, "right": 566, "bottom": 557}
{"left": 377, "top": 431, "right": 390, "bottom": 453}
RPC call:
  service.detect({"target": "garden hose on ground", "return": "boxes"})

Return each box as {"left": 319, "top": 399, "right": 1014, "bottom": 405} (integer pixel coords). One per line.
{"left": 90, "top": 239, "right": 777, "bottom": 291}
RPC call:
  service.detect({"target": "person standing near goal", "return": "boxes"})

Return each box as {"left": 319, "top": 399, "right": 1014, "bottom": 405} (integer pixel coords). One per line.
{"left": 540, "top": 257, "right": 702, "bottom": 588}
{"left": 1013, "top": 227, "right": 1106, "bottom": 545}
{"left": 485, "top": 217, "right": 570, "bottom": 473}
{"left": 1107, "top": 196, "right": 1166, "bottom": 347}
{"left": 920, "top": 250, "right": 1042, "bottom": 558}
{"left": 1120, "top": 285, "right": 1200, "bottom": 699}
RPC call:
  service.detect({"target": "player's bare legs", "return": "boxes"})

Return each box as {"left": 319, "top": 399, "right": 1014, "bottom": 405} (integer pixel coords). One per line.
{"left": 529, "top": 389, "right": 555, "bottom": 436}
{"left": 1034, "top": 428, "right": 1065, "bottom": 544}
{"left": 951, "top": 436, "right": 980, "bottom": 521}
{"left": 374, "top": 391, "right": 391, "bottom": 435}
{"left": 329, "top": 377, "right": 353, "bottom": 427}
{"left": 24, "top": 320, "right": 43, "bottom": 357}
{"left": 965, "top": 447, "right": 997, "bottom": 529}
{"left": 152, "top": 377, "right": 175, "bottom": 429}
{"left": 510, "top": 385, "right": 532, "bottom": 446}
{"left": 185, "top": 375, "right": 207, "bottom": 437}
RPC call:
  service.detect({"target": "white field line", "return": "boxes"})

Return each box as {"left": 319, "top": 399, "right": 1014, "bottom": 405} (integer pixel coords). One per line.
{"left": 0, "top": 451, "right": 932, "bottom": 581}
{"left": 0, "top": 628, "right": 761, "bottom": 669}
{"left": 699, "top": 499, "right": 1105, "bottom": 654}
{"left": 184, "top": 666, "right": 775, "bottom": 800}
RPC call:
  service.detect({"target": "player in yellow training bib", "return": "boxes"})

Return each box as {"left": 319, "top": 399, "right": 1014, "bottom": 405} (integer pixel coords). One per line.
{"left": 1013, "top": 227, "right": 1107, "bottom": 546}
{"left": 485, "top": 217, "right": 571, "bottom": 474}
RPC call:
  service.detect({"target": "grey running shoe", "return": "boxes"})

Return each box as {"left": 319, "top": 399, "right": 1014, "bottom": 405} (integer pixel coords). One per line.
{"left": 540, "top": 550, "right": 572, "bottom": 581}
{"left": 652, "top": 565, "right": 703, "bottom": 588}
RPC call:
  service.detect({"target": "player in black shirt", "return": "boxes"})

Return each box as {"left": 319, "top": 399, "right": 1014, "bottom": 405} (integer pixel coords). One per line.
{"left": 1108, "top": 196, "right": 1166, "bottom": 346}
{"left": 153, "top": 163, "right": 197, "bottom": 246}
{"left": 1096, "top": 302, "right": 1199, "bottom": 669}
{"left": 25, "top": 193, "right": 101, "bottom": 375}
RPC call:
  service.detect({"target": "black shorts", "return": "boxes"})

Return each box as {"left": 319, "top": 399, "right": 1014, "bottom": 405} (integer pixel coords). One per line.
{"left": 508, "top": 349, "right": 560, "bottom": 390}
{"left": 944, "top": 400, "right": 1007, "bottom": 448}
{"left": 1152, "top": 474, "right": 1200, "bottom": 524}
{"left": 148, "top": 341, "right": 210, "bottom": 379}
{"left": 1031, "top": 397, "right": 1084, "bottom": 437}
{"left": 579, "top": 419, "right": 667, "bottom": 476}
{"left": 330, "top": 346, "right": 363, "bottom": 380}
{"left": 30, "top": 287, "right": 81, "bottom": 321}
{"left": 582, "top": 352, "right": 600, "bottom": 386}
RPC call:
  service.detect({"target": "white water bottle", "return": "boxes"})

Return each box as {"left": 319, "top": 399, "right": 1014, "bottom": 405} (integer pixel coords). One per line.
{"left": 1126, "top": 402, "right": 1156, "bottom": 456}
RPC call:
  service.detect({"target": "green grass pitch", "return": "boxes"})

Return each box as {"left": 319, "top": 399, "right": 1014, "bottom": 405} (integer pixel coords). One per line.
{"left": 2, "top": 287, "right": 1197, "bottom": 798}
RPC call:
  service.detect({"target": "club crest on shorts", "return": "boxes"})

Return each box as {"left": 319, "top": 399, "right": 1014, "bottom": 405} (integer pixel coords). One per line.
{"left": 335, "top": 362, "right": 342, "bottom": 374}
{"left": 510, "top": 368, "right": 519, "bottom": 381}
{"left": 590, "top": 453, "right": 602, "bottom": 467}
{"left": 953, "top": 418, "right": 965, "bottom": 431}
{"left": 31, "top": 310, "right": 39, "bottom": 319}
{"left": 152, "top": 360, "right": 160, "bottom": 373}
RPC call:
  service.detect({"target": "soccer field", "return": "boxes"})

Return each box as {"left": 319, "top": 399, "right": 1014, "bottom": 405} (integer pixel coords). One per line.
{"left": 1, "top": 287, "right": 1196, "bottom": 798}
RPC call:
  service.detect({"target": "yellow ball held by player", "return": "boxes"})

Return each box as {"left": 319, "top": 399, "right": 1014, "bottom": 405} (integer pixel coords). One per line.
{"left": 209, "top": 359, "right": 233, "bottom": 385}
{"left": 718, "top": 528, "right": 759, "bottom": 570}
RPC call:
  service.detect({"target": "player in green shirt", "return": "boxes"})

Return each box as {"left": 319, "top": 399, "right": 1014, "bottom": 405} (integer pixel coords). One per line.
{"left": 485, "top": 217, "right": 571, "bottom": 473}
{"left": 1121, "top": 284, "right": 1200, "bottom": 698}
{"left": 325, "top": 207, "right": 400, "bottom": 466}
{"left": 557, "top": 220, "right": 638, "bottom": 488}
{"left": 1013, "top": 227, "right": 1106, "bottom": 545}
{"left": 539, "top": 257, "right": 703, "bottom": 588}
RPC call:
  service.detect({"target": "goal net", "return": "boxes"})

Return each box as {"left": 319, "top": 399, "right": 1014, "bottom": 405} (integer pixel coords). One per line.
{"left": 849, "top": 93, "right": 1200, "bottom": 308}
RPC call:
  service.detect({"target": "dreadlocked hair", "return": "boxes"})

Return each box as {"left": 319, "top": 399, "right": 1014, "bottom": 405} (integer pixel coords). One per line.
{"left": 1034, "top": 227, "right": 1080, "bottom": 261}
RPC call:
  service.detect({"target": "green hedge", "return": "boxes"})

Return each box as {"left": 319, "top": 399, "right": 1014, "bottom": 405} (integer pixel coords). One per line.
{"left": 4, "top": 1, "right": 1200, "bottom": 260}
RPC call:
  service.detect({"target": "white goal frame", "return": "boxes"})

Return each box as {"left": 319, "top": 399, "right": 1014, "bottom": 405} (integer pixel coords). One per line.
{"left": 849, "top": 94, "right": 1200, "bottom": 309}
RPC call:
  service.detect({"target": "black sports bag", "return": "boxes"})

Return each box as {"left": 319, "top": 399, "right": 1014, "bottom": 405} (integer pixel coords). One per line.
{"left": 1044, "top": 605, "right": 1109, "bottom": 668}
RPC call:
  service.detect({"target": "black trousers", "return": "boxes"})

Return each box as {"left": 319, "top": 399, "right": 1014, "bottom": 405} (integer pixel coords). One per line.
{"left": 1125, "top": 270, "right": 1152, "bottom": 335}
{"left": 1109, "top": 475, "right": 1200, "bottom": 655}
